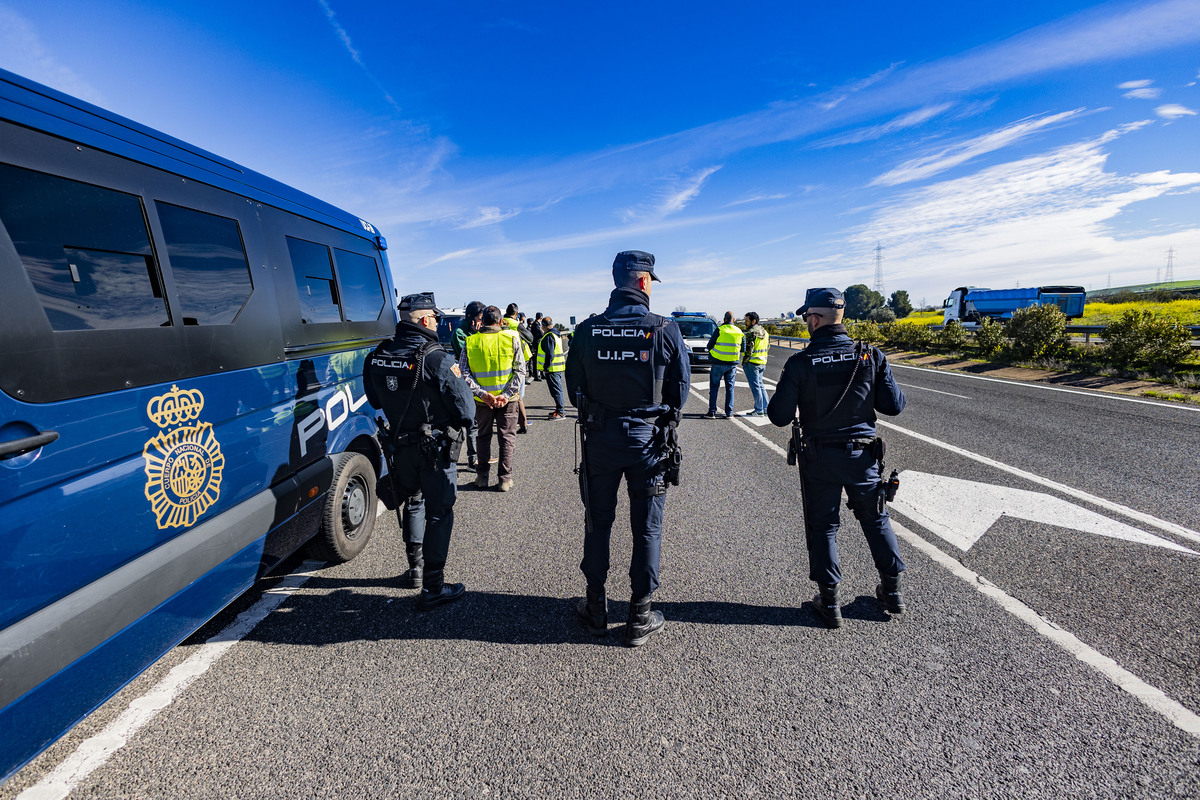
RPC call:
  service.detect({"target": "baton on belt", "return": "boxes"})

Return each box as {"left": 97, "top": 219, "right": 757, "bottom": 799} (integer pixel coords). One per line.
{"left": 786, "top": 418, "right": 813, "bottom": 551}
{"left": 574, "top": 391, "right": 594, "bottom": 536}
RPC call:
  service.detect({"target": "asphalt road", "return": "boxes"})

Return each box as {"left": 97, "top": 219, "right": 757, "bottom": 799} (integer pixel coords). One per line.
{"left": 5, "top": 345, "right": 1199, "bottom": 799}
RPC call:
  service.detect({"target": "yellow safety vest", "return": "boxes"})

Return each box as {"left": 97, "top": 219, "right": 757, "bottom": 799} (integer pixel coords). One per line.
{"left": 465, "top": 329, "right": 517, "bottom": 404}
{"left": 536, "top": 334, "right": 566, "bottom": 373}
{"left": 744, "top": 329, "right": 769, "bottom": 365}
{"left": 710, "top": 324, "right": 744, "bottom": 363}
{"left": 503, "top": 317, "right": 519, "bottom": 330}
{"left": 503, "top": 328, "right": 531, "bottom": 362}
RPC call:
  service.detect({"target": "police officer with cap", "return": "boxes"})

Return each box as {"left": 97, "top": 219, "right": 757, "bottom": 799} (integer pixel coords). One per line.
{"left": 767, "top": 287, "right": 908, "bottom": 628}
{"left": 364, "top": 292, "right": 475, "bottom": 610}
{"left": 565, "top": 250, "right": 690, "bottom": 646}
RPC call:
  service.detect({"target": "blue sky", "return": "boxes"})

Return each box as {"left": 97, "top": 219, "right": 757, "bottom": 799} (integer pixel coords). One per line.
{"left": 2, "top": 1, "right": 1198, "bottom": 322}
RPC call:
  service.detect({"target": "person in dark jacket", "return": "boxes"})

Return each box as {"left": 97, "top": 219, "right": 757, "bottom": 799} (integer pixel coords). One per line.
{"left": 565, "top": 250, "right": 690, "bottom": 647}
{"left": 767, "top": 287, "right": 908, "bottom": 628}
{"left": 364, "top": 293, "right": 475, "bottom": 610}
{"left": 452, "top": 300, "right": 485, "bottom": 471}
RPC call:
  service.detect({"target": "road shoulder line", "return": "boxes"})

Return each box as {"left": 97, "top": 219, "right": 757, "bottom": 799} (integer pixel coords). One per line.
{"left": 892, "top": 521, "right": 1200, "bottom": 738}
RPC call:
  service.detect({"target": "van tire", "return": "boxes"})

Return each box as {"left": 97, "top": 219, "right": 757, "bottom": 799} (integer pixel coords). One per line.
{"left": 308, "top": 451, "right": 377, "bottom": 563}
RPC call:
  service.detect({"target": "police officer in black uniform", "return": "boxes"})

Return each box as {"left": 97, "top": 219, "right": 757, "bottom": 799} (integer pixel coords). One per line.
{"left": 565, "top": 251, "right": 690, "bottom": 647}
{"left": 364, "top": 293, "right": 475, "bottom": 610}
{"left": 767, "top": 287, "right": 908, "bottom": 628}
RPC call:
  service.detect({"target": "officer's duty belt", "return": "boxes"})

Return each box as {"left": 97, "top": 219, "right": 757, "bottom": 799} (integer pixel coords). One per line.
{"left": 807, "top": 437, "right": 876, "bottom": 451}
{"left": 391, "top": 428, "right": 446, "bottom": 445}
{"left": 586, "top": 404, "right": 657, "bottom": 423}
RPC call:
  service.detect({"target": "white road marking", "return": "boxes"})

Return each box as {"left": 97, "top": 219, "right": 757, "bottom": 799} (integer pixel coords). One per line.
{"left": 896, "top": 382, "right": 969, "bottom": 399}
{"left": 17, "top": 562, "right": 324, "bottom": 800}
{"left": 891, "top": 521, "right": 1200, "bottom": 738}
{"left": 890, "top": 471, "right": 1196, "bottom": 554}
{"left": 18, "top": 501, "right": 393, "bottom": 799}
{"left": 891, "top": 363, "right": 1200, "bottom": 412}
{"left": 728, "top": 404, "right": 1200, "bottom": 738}
{"left": 877, "top": 420, "right": 1200, "bottom": 547}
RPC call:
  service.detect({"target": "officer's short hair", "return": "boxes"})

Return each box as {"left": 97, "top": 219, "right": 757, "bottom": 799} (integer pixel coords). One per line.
{"left": 723, "top": 311, "right": 734, "bottom": 324}
{"left": 505, "top": 302, "right": 519, "bottom": 316}
{"left": 745, "top": 311, "right": 759, "bottom": 324}
{"left": 483, "top": 305, "right": 504, "bottom": 326}
{"left": 465, "top": 300, "right": 486, "bottom": 320}
{"left": 541, "top": 317, "right": 553, "bottom": 329}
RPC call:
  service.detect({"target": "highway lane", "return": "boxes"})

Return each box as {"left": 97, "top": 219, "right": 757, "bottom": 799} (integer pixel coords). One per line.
{"left": 4, "top": 346, "right": 1199, "bottom": 799}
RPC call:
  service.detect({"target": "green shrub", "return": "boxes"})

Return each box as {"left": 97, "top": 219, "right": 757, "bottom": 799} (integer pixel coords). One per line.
{"left": 847, "top": 320, "right": 884, "bottom": 344}
{"left": 973, "top": 317, "right": 1005, "bottom": 356}
{"left": 867, "top": 307, "right": 896, "bottom": 324}
{"left": 1006, "top": 305, "right": 1068, "bottom": 360}
{"left": 1103, "top": 309, "right": 1193, "bottom": 371}
{"left": 936, "top": 320, "right": 969, "bottom": 351}
{"left": 883, "top": 321, "right": 934, "bottom": 351}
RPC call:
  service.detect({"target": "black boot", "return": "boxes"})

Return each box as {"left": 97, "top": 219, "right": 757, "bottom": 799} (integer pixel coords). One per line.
{"left": 811, "top": 583, "right": 842, "bottom": 629}
{"left": 418, "top": 565, "right": 465, "bottom": 610}
{"left": 575, "top": 588, "right": 608, "bottom": 636}
{"left": 403, "top": 543, "right": 424, "bottom": 589}
{"left": 876, "top": 572, "right": 906, "bottom": 615}
{"left": 625, "top": 596, "right": 665, "bottom": 647}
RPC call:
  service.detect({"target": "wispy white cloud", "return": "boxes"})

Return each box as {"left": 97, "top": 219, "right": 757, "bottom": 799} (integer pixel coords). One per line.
{"left": 0, "top": 4, "right": 101, "bottom": 102}
{"left": 619, "top": 165, "right": 722, "bottom": 222}
{"left": 455, "top": 206, "right": 521, "bottom": 229}
{"left": 814, "top": 103, "right": 953, "bottom": 148}
{"left": 1156, "top": 103, "right": 1197, "bottom": 119}
{"left": 422, "top": 202, "right": 766, "bottom": 268}
{"left": 723, "top": 193, "right": 791, "bottom": 208}
{"left": 318, "top": 0, "right": 402, "bottom": 114}
{"left": 1119, "top": 79, "right": 1161, "bottom": 99}
{"left": 872, "top": 109, "right": 1089, "bottom": 187}
{"left": 852, "top": 124, "right": 1200, "bottom": 293}
{"left": 400, "top": 0, "right": 1200, "bottom": 227}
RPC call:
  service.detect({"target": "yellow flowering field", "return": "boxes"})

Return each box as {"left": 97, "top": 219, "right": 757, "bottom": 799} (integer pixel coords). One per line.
{"left": 1076, "top": 300, "right": 1200, "bottom": 327}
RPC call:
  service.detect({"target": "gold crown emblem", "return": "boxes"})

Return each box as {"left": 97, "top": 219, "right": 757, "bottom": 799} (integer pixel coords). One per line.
{"left": 147, "top": 385, "right": 205, "bottom": 428}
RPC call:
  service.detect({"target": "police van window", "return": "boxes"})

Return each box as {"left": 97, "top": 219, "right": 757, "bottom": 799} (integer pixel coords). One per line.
{"left": 0, "top": 162, "right": 167, "bottom": 331}
{"left": 286, "top": 235, "right": 341, "bottom": 323}
{"left": 156, "top": 202, "right": 253, "bottom": 325}
{"left": 333, "top": 248, "right": 384, "bottom": 322}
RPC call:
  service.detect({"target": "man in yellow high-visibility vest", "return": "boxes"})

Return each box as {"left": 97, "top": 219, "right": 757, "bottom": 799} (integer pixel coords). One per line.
{"left": 460, "top": 305, "right": 526, "bottom": 492}
{"left": 537, "top": 317, "right": 568, "bottom": 419}
{"left": 705, "top": 311, "right": 744, "bottom": 418}
{"left": 742, "top": 311, "right": 770, "bottom": 416}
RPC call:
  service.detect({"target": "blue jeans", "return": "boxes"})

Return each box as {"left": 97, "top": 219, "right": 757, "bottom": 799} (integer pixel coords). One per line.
{"left": 708, "top": 361, "right": 737, "bottom": 415}
{"left": 743, "top": 363, "right": 768, "bottom": 413}
{"left": 545, "top": 370, "right": 566, "bottom": 414}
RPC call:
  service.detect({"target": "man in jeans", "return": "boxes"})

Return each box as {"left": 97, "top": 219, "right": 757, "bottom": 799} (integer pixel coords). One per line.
{"left": 742, "top": 311, "right": 770, "bottom": 416}
{"left": 705, "top": 311, "right": 743, "bottom": 418}
{"left": 538, "top": 317, "right": 568, "bottom": 419}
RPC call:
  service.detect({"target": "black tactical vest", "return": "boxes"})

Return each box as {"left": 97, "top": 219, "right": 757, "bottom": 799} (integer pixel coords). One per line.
{"left": 365, "top": 340, "right": 444, "bottom": 431}
{"left": 584, "top": 312, "right": 668, "bottom": 411}
{"left": 800, "top": 340, "right": 878, "bottom": 436}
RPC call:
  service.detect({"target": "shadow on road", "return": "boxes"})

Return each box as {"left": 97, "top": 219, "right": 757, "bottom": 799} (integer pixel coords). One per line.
{"left": 247, "top": 579, "right": 848, "bottom": 647}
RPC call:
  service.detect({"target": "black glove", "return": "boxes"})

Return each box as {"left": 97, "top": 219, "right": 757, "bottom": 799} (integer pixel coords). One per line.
{"left": 655, "top": 408, "right": 681, "bottom": 428}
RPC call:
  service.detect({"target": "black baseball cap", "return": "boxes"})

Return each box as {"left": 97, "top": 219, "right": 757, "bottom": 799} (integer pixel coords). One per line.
{"left": 796, "top": 288, "right": 845, "bottom": 315}
{"left": 398, "top": 292, "right": 441, "bottom": 315}
{"left": 612, "top": 250, "right": 660, "bottom": 282}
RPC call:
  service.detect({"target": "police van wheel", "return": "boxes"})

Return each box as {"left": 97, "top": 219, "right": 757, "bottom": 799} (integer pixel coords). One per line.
{"left": 308, "top": 451, "right": 377, "bottom": 563}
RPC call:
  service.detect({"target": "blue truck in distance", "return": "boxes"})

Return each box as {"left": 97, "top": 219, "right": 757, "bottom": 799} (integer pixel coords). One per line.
{"left": 943, "top": 285, "right": 1087, "bottom": 325}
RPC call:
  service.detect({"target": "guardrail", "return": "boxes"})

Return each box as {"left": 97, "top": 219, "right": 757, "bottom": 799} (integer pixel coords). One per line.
{"left": 768, "top": 325, "right": 1200, "bottom": 348}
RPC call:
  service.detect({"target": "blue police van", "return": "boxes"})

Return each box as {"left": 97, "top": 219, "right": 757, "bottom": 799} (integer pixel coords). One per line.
{"left": 0, "top": 68, "right": 396, "bottom": 779}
